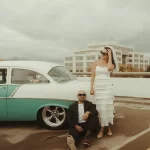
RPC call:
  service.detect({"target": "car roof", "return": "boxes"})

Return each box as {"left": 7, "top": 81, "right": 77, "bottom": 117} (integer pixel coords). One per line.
{"left": 0, "top": 61, "right": 61, "bottom": 73}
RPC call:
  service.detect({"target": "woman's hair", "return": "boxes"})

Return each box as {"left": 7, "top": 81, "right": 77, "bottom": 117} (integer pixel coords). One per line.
{"left": 104, "top": 47, "right": 116, "bottom": 69}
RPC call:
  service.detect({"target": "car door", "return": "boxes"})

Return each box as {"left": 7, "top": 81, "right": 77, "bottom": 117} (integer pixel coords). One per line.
{"left": 0, "top": 68, "right": 8, "bottom": 120}
{"left": 7, "top": 67, "right": 50, "bottom": 120}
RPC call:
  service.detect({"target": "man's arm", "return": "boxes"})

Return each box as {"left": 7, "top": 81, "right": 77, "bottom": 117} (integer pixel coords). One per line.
{"left": 68, "top": 105, "right": 84, "bottom": 132}
{"left": 67, "top": 105, "right": 76, "bottom": 127}
{"left": 82, "top": 101, "right": 98, "bottom": 121}
{"left": 87, "top": 102, "right": 98, "bottom": 116}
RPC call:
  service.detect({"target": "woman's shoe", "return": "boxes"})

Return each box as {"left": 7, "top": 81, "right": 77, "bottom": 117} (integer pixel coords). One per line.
{"left": 97, "top": 132, "right": 103, "bottom": 139}
{"left": 107, "top": 132, "right": 112, "bottom": 136}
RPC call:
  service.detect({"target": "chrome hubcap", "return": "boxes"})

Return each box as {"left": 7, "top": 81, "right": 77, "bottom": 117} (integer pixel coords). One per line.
{"left": 42, "top": 106, "right": 66, "bottom": 127}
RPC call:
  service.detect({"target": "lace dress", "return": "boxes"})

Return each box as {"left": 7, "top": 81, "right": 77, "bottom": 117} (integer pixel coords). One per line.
{"left": 94, "top": 66, "right": 114, "bottom": 126}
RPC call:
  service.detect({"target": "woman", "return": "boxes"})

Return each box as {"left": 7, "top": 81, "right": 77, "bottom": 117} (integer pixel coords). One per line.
{"left": 90, "top": 46, "right": 118, "bottom": 138}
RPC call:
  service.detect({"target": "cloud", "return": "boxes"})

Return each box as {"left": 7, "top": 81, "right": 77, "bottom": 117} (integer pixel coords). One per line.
{"left": 0, "top": 0, "right": 150, "bottom": 61}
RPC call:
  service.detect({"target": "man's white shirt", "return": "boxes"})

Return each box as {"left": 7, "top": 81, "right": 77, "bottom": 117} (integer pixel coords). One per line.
{"left": 78, "top": 104, "right": 86, "bottom": 123}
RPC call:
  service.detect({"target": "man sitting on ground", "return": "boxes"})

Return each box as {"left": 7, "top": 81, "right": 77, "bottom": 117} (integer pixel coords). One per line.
{"left": 67, "top": 90, "right": 101, "bottom": 150}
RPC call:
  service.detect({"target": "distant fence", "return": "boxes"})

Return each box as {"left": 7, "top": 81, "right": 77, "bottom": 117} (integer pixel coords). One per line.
{"left": 73, "top": 72, "right": 150, "bottom": 98}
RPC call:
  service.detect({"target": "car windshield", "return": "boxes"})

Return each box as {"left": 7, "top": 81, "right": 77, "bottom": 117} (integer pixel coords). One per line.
{"left": 48, "top": 66, "right": 76, "bottom": 83}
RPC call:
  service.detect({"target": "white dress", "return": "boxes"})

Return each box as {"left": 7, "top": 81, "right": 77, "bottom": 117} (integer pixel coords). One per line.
{"left": 94, "top": 66, "right": 114, "bottom": 126}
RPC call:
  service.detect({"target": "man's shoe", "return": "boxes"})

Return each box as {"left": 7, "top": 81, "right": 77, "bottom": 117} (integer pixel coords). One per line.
{"left": 67, "top": 135, "right": 77, "bottom": 150}
{"left": 83, "top": 138, "right": 90, "bottom": 146}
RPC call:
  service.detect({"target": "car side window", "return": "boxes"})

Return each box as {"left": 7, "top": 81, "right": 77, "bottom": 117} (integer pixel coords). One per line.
{"left": 0, "top": 69, "right": 7, "bottom": 84}
{"left": 11, "top": 69, "right": 49, "bottom": 84}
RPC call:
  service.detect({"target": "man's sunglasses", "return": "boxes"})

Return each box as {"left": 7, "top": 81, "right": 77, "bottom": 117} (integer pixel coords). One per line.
{"left": 78, "top": 94, "right": 86, "bottom": 96}
{"left": 100, "top": 51, "right": 108, "bottom": 55}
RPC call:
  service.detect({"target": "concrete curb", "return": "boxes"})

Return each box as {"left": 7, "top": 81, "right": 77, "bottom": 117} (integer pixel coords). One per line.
{"left": 114, "top": 96, "right": 150, "bottom": 105}
{"left": 115, "top": 96, "right": 150, "bottom": 100}
{"left": 115, "top": 100, "right": 150, "bottom": 105}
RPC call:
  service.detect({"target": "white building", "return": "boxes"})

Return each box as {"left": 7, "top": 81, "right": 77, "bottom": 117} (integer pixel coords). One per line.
{"left": 126, "top": 52, "right": 149, "bottom": 71}
{"left": 64, "top": 49, "right": 99, "bottom": 73}
{"left": 64, "top": 41, "right": 150, "bottom": 72}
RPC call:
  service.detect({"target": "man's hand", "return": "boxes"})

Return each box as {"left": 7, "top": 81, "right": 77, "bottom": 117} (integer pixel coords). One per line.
{"left": 82, "top": 111, "right": 91, "bottom": 121}
{"left": 75, "top": 125, "right": 84, "bottom": 132}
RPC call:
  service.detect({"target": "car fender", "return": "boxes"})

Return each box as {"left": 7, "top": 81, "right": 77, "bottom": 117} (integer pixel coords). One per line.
{"left": 36, "top": 103, "right": 70, "bottom": 114}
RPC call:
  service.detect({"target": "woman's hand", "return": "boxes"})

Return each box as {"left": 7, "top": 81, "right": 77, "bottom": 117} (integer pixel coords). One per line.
{"left": 90, "top": 88, "right": 94, "bottom": 95}
{"left": 107, "top": 49, "right": 112, "bottom": 57}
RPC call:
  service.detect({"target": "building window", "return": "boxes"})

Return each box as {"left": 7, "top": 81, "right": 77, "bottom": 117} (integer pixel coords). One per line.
{"left": 117, "top": 57, "right": 121, "bottom": 61}
{"left": 116, "top": 52, "right": 121, "bottom": 55}
{"left": 65, "top": 57, "right": 73, "bottom": 61}
{"left": 65, "top": 63, "right": 72, "bottom": 67}
{"left": 86, "top": 56, "right": 96, "bottom": 60}
{"left": 140, "top": 60, "right": 143, "bottom": 63}
{"left": 76, "top": 62, "right": 83, "bottom": 66}
{"left": 86, "top": 62, "right": 92, "bottom": 66}
{"left": 76, "top": 56, "right": 83, "bottom": 60}
{"left": 128, "top": 59, "right": 132, "bottom": 62}
{"left": 76, "top": 69, "right": 83, "bottom": 72}
{"left": 140, "top": 55, "right": 143, "bottom": 58}
{"left": 134, "top": 59, "right": 138, "bottom": 62}
{"left": 145, "top": 60, "right": 148, "bottom": 63}
{"left": 134, "top": 54, "right": 138, "bottom": 57}
{"left": 128, "top": 54, "right": 132, "bottom": 57}
{"left": 134, "top": 64, "right": 138, "bottom": 68}
{"left": 140, "top": 64, "right": 143, "bottom": 68}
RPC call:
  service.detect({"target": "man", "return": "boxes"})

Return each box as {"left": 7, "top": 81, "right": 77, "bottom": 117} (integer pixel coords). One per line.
{"left": 67, "top": 90, "right": 100, "bottom": 150}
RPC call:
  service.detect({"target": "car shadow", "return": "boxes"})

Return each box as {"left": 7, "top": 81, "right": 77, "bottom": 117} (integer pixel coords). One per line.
{"left": 0, "top": 121, "right": 69, "bottom": 130}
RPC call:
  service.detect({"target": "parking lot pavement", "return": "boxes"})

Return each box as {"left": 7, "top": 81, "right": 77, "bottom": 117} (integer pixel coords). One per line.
{"left": 0, "top": 122, "right": 68, "bottom": 150}
{"left": 0, "top": 102, "right": 150, "bottom": 150}
{"left": 119, "top": 131, "right": 150, "bottom": 150}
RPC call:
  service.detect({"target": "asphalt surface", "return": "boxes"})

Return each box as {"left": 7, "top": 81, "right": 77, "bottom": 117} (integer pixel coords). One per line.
{"left": 0, "top": 101, "right": 150, "bottom": 150}
{"left": 119, "top": 132, "right": 150, "bottom": 150}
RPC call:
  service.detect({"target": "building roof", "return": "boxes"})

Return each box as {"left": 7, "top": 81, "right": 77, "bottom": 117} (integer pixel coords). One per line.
{"left": 0, "top": 61, "right": 60, "bottom": 73}
{"left": 75, "top": 49, "right": 100, "bottom": 54}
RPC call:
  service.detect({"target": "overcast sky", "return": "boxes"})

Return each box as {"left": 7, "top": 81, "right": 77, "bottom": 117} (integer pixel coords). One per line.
{"left": 0, "top": 0, "right": 150, "bottom": 62}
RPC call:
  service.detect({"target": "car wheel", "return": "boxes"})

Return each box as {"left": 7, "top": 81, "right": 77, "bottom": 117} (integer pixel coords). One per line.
{"left": 38, "top": 106, "right": 67, "bottom": 130}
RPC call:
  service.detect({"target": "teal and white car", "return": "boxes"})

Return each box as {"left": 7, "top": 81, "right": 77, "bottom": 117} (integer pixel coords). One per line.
{"left": 0, "top": 61, "right": 92, "bottom": 129}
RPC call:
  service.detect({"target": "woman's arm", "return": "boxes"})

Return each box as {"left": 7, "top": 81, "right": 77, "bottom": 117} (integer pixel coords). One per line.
{"left": 107, "top": 49, "right": 114, "bottom": 71}
{"left": 90, "top": 61, "right": 96, "bottom": 91}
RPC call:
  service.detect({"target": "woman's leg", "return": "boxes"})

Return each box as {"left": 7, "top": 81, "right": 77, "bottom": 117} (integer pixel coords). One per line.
{"left": 107, "top": 125, "right": 112, "bottom": 136}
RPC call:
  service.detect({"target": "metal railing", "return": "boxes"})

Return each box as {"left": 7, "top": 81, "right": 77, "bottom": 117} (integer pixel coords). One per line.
{"left": 73, "top": 72, "right": 150, "bottom": 77}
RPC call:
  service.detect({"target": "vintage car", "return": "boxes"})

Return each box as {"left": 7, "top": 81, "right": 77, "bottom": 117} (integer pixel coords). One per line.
{"left": 0, "top": 61, "right": 93, "bottom": 129}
